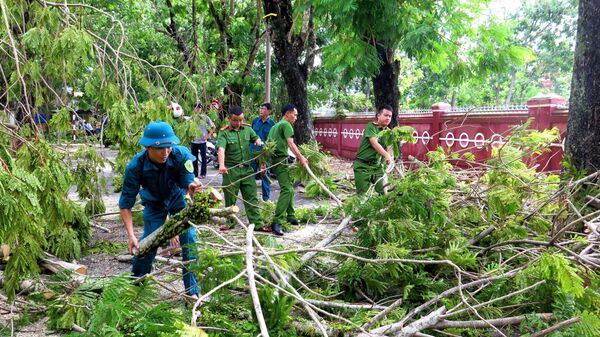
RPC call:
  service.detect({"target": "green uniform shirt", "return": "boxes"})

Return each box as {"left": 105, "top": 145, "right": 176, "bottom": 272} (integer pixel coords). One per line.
{"left": 268, "top": 120, "right": 294, "bottom": 158}
{"left": 217, "top": 125, "right": 259, "bottom": 167}
{"left": 355, "top": 122, "right": 387, "bottom": 164}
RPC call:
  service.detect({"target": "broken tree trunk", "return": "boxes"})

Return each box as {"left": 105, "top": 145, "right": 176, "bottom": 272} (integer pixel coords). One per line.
{"left": 1, "top": 244, "right": 10, "bottom": 262}
{"left": 134, "top": 205, "right": 239, "bottom": 256}
{"left": 42, "top": 253, "right": 88, "bottom": 275}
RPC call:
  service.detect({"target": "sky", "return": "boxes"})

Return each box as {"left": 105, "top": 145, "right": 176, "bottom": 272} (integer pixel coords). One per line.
{"left": 487, "top": 0, "right": 523, "bottom": 19}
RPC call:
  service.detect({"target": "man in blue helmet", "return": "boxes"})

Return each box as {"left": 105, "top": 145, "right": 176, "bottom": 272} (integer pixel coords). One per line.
{"left": 119, "top": 121, "right": 203, "bottom": 299}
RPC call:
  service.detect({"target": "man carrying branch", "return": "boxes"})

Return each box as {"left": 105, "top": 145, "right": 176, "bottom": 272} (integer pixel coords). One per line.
{"left": 267, "top": 104, "right": 309, "bottom": 236}
{"left": 217, "top": 106, "right": 266, "bottom": 231}
{"left": 119, "top": 121, "right": 203, "bottom": 299}
{"left": 353, "top": 104, "right": 394, "bottom": 195}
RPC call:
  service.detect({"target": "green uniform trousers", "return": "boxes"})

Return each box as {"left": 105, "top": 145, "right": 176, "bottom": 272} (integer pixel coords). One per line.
{"left": 272, "top": 157, "right": 295, "bottom": 224}
{"left": 353, "top": 160, "right": 384, "bottom": 195}
{"left": 222, "top": 166, "right": 262, "bottom": 226}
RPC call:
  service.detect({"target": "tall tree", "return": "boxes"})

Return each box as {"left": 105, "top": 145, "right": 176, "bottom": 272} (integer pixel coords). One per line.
{"left": 263, "top": 0, "right": 317, "bottom": 144}
{"left": 566, "top": 0, "right": 600, "bottom": 172}
{"left": 316, "top": 0, "right": 485, "bottom": 127}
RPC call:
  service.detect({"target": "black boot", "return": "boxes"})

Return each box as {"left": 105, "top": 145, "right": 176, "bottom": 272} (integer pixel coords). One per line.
{"left": 288, "top": 218, "right": 299, "bottom": 226}
{"left": 271, "top": 223, "right": 284, "bottom": 236}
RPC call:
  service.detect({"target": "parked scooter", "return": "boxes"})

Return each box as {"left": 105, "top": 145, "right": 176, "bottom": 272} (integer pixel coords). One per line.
{"left": 206, "top": 139, "right": 219, "bottom": 169}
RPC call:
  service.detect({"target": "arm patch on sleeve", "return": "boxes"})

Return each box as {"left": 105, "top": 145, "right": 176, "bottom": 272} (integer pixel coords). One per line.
{"left": 184, "top": 159, "right": 194, "bottom": 173}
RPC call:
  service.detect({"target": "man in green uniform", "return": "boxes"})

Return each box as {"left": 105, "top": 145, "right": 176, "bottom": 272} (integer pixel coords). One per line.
{"left": 353, "top": 104, "right": 394, "bottom": 195}
{"left": 217, "top": 106, "right": 265, "bottom": 231}
{"left": 267, "top": 103, "right": 308, "bottom": 236}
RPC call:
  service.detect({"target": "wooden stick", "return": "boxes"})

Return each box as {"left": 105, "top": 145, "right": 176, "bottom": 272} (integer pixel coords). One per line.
{"left": 91, "top": 222, "right": 111, "bottom": 233}
{"left": 245, "top": 224, "right": 269, "bottom": 337}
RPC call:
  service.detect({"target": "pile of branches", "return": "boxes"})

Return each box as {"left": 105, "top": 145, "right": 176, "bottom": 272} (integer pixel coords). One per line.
{"left": 2, "top": 127, "right": 600, "bottom": 337}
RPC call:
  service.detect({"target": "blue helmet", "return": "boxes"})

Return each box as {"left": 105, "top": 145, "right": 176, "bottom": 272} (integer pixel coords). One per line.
{"left": 139, "top": 121, "right": 180, "bottom": 148}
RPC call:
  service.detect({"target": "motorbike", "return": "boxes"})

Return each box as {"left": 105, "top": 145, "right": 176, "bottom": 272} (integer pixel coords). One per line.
{"left": 206, "top": 139, "right": 219, "bottom": 168}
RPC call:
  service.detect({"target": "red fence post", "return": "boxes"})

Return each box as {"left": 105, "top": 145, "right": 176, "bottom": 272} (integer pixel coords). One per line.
{"left": 337, "top": 119, "right": 342, "bottom": 156}
{"left": 430, "top": 102, "right": 450, "bottom": 150}
{"left": 527, "top": 93, "right": 565, "bottom": 131}
{"left": 527, "top": 93, "right": 565, "bottom": 171}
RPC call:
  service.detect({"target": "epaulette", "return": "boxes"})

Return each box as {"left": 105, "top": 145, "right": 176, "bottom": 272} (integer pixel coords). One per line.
{"left": 242, "top": 122, "right": 251, "bottom": 127}
{"left": 220, "top": 125, "right": 231, "bottom": 131}
{"left": 373, "top": 121, "right": 388, "bottom": 130}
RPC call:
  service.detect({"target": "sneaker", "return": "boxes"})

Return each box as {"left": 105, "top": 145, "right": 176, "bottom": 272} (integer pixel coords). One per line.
{"left": 199, "top": 175, "right": 206, "bottom": 179}
{"left": 271, "top": 223, "right": 284, "bottom": 236}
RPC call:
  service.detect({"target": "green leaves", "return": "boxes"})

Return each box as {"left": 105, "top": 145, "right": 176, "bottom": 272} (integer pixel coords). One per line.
{"left": 530, "top": 253, "right": 585, "bottom": 298}
{"left": 289, "top": 141, "right": 331, "bottom": 183}
{"left": 378, "top": 126, "right": 416, "bottom": 158}
{"left": 21, "top": 27, "right": 52, "bottom": 53}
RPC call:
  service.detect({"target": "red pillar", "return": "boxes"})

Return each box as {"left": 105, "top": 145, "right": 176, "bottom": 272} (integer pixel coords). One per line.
{"left": 527, "top": 93, "right": 565, "bottom": 171}
{"left": 527, "top": 93, "right": 565, "bottom": 131}
{"left": 430, "top": 102, "right": 450, "bottom": 150}
{"left": 337, "top": 119, "right": 342, "bottom": 156}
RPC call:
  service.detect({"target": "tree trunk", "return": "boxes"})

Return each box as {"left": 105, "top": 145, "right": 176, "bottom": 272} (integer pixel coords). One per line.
{"left": 566, "top": 0, "right": 600, "bottom": 172}
{"left": 505, "top": 69, "right": 517, "bottom": 105}
{"left": 372, "top": 43, "right": 400, "bottom": 128}
{"left": 263, "top": 0, "right": 314, "bottom": 144}
{"left": 451, "top": 90, "right": 457, "bottom": 108}
{"left": 494, "top": 83, "right": 501, "bottom": 106}
{"left": 164, "top": 0, "right": 196, "bottom": 73}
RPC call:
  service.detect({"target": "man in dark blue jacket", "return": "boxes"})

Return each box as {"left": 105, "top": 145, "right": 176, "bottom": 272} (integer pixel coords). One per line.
{"left": 249, "top": 102, "right": 276, "bottom": 201}
{"left": 119, "top": 121, "right": 203, "bottom": 298}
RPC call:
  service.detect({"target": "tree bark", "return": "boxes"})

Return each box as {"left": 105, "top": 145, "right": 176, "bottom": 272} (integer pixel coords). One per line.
{"left": 566, "top": 0, "right": 600, "bottom": 172}
{"left": 505, "top": 68, "right": 517, "bottom": 105}
{"left": 263, "top": 0, "right": 315, "bottom": 144}
{"left": 163, "top": 0, "right": 196, "bottom": 73}
{"left": 372, "top": 43, "right": 400, "bottom": 128}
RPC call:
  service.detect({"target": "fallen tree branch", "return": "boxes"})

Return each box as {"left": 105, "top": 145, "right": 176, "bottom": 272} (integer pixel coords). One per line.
{"left": 585, "top": 195, "right": 600, "bottom": 210}
{"left": 362, "top": 297, "right": 403, "bottom": 329}
{"left": 366, "top": 306, "right": 447, "bottom": 336}
{"left": 444, "top": 280, "right": 546, "bottom": 317}
{"left": 393, "top": 266, "right": 525, "bottom": 327}
{"left": 299, "top": 215, "right": 352, "bottom": 264}
{"left": 42, "top": 253, "right": 87, "bottom": 275}
{"left": 245, "top": 224, "right": 269, "bottom": 337}
{"left": 191, "top": 270, "right": 246, "bottom": 326}
{"left": 229, "top": 214, "right": 330, "bottom": 336}
{"left": 134, "top": 205, "right": 238, "bottom": 256}
{"left": 433, "top": 313, "right": 555, "bottom": 329}
{"left": 303, "top": 164, "right": 343, "bottom": 206}
{"left": 528, "top": 316, "right": 581, "bottom": 337}
{"left": 305, "top": 299, "right": 386, "bottom": 311}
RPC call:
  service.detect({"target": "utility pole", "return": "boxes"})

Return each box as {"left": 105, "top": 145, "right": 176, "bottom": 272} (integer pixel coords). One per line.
{"left": 265, "top": 28, "right": 271, "bottom": 102}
